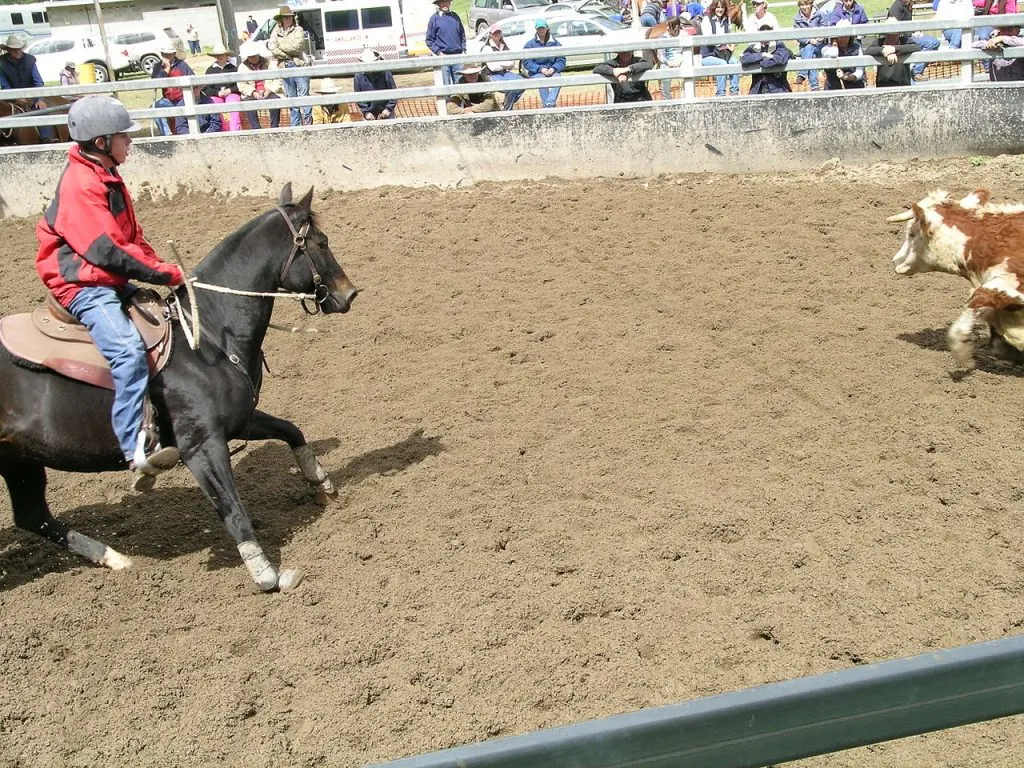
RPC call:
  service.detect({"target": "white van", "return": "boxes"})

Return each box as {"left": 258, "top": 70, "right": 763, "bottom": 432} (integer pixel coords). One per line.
{"left": 254, "top": 0, "right": 426, "bottom": 63}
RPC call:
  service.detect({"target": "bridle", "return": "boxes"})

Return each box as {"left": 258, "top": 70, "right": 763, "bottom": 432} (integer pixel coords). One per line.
{"left": 275, "top": 205, "right": 331, "bottom": 315}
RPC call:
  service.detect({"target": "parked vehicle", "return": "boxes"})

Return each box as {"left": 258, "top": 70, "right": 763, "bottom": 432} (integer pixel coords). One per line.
{"left": 0, "top": 2, "right": 50, "bottom": 43}
{"left": 24, "top": 36, "right": 135, "bottom": 83}
{"left": 107, "top": 26, "right": 186, "bottom": 75}
{"left": 475, "top": 12, "right": 638, "bottom": 68}
{"left": 468, "top": 0, "right": 554, "bottom": 36}
{"left": 253, "top": 0, "right": 431, "bottom": 62}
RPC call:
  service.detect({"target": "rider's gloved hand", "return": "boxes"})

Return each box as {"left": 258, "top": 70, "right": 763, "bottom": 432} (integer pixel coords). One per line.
{"left": 168, "top": 265, "right": 186, "bottom": 287}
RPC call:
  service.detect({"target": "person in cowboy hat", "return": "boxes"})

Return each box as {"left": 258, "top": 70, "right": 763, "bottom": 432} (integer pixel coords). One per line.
{"left": 480, "top": 25, "right": 524, "bottom": 110}
{"left": 426, "top": 0, "right": 466, "bottom": 86}
{"left": 60, "top": 60, "right": 79, "bottom": 87}
{"left": 0, "top": 34, "right": 57, "bottom": 141}
{"left": 237, "top": 41, "right": 282, "bottom": 129}
{"left": 354, "top": 48, "right": 398, "bottom": 120}
{"left": 201, "top": 42, "right": 242, "bottom": 131}
{"left": 150, "top": 42, "right": 195, "bottom": 135}
{"left": 268, "top": 5, "right": 312, "bottom": 126}
{"left": 312, "top": 79, "right": 347, "bottom": 123}
{"left": 446, "top": 63, "right": 503, "bottom": 114}
{"left": 36, "top": 96, "right": 185, "bottom": 492}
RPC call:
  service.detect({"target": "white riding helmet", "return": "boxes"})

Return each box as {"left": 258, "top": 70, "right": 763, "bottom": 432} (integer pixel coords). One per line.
{"left": 67, "top": 95, "right": 140, "bottom": 142}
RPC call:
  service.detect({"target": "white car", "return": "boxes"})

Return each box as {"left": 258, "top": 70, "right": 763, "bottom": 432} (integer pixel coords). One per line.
{"left": 476, "top": 12, "right": 640, "bottom": 68}
{"left": 107, "top": 26, "right": 186, "bottom": 75}
{"left": 25, "top": 36, "right": 135, "bottom": 83}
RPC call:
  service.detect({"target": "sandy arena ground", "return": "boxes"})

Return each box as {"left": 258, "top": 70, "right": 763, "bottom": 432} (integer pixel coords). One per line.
{"left": 1, "top": 156, "right": 1022, "bottom": 767}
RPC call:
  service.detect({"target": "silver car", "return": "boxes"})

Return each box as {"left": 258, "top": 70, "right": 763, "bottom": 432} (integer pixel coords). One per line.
{"left": 468, "top": 0, "right": 555, "bottom": 37}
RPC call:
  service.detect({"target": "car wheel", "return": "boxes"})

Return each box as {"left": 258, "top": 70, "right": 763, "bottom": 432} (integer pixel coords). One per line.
{"left": 140, "top": 53, "right": 161, "bottom": 73}
{"left": 90, "top": 62, "right": 111, "bottom": 82}
{"left": 476, "top": 20, "right": 489, "bottom": 35}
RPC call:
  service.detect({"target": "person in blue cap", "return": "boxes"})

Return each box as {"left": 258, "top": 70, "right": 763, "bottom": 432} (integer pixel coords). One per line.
{"left": 523, "top": 18, "right": 565, "bottom": 108}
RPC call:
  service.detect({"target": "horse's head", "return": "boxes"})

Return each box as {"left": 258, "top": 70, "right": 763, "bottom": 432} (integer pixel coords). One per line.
{"left": 277, "top": 184, "right": 359, "bottom": 315}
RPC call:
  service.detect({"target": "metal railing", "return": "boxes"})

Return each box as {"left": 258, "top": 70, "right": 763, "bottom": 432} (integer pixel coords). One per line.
{"left": 1, "top": 14, "right": 1023, "bottom": 137}
{"left": 366, "top": 633, "right": 1024, "bottom": 768}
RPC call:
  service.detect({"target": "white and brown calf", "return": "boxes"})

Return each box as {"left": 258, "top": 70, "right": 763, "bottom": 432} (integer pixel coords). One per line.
{"left": 888, "top": 189, "right": 1024, "bottom": 365}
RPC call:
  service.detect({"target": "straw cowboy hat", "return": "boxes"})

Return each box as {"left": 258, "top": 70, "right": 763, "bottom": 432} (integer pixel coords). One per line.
{"left": 359, "top": 48, "right": 381, "bottom": 64}
{"left": 315, "top": 79, "right": 342, "bottom": 94}
{"left": 160, "top": 43, "right": 178, "bottom": 54}
{"left": 2, "top": 34, "right": 25, "bottom": 50}
{"left": 274, "top": 5, "right": 296, "bottom": 20}
{"left": 209, "top": 42, "right": 233, "bottom": 56}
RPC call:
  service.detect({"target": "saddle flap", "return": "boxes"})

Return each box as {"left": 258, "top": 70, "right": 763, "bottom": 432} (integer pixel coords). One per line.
{"left": 0, "top": 295, "right": 174, "bottom": 390}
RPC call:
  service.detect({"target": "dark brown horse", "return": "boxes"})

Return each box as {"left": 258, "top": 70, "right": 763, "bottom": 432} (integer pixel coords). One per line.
{"left": 0, "top": 97, "right": 73, "bottom": 146}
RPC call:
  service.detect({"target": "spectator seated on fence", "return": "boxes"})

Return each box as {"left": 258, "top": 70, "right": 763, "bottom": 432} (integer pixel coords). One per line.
{"left": 60, "top": 61, "right": 79, "bottom": 87}
{"left": 656, "top": 16, "right": 687, "bottom": 99}
{"left": 700, "top": 0, "right": 740, "bottom": 95}
{"left": 594, "top": 49, "right": 654, "bottom": 102}
{"left": 888, "top": 0, "right": 941, "bottom": 79}
{"left": 446, "top": 64, "right": 503, "bottom": 114}
{"left": 481, "top": 25, "right": 525, "bottom": 110}
{"left": 523, "top": 19, "right": 566, "bottom": 109}
{"left": 0, "top": 34, "right": 57, "bottom": 142}
{"left": 862, "top": 20, "right": 921, "bottom": 86}
{"left": 793, "top": 0, "right": 826, "bottom": 89}
{"left": 971, "top": 27, "right": 1024, "bottom": 80}
{"left": 202, "top": 43, "right": 242, "bottom": 132}
{"left": 151, "top": 44, "right": 196, "bottom": 136}
{"left": 313, "top": 79, "right": 349, "bottom": 123}
{"left": 238, "top": 42, "right": 282, "bottom": 130}
{"left": 740, "top": 26, "right": 793, "bottom": 93}
{"left": 934, "top": 0, "right": 975, "bottom": 49}
{"left": 821, "top": 19, "right": 865, "bottom": 88}
{"left": 640, "top": 0, "right": 664, "bottom": 27}
{"left": 828, "top": 0, "right": 869, "bottom": 25}
{"left": 744, "top": 0, "right": 780, "bottom": 32}
{"left": 354, "top": 48, "right": 398, "bottom": 120}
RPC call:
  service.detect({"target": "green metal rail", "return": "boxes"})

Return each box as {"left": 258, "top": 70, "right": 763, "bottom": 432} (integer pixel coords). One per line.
{"left": 368, "top": 634, "right": 1024, "bottom": 768}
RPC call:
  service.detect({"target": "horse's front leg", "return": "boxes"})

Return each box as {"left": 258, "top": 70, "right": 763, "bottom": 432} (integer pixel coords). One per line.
{"left": 181, "top": 439, "right": 301, "bottom": 592}
{"left": 243, "top": 409, "right": 336, "bottom": 503}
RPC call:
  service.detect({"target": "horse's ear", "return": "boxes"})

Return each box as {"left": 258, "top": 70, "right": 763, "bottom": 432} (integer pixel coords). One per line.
{"left": 297, "top": 186, "right": 314, "bottom": 213}
{"left": 278, "top": 183, "right": 293, "bottom": 206}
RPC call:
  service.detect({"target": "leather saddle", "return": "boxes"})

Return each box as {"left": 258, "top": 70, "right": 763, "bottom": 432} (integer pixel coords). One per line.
{"left": 0, "top": 292, "right": 174, "bottom": 390}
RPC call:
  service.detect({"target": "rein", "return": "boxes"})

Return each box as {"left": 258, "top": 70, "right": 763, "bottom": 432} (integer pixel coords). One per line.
{"left": 169, "top": 206, "right": 329, "bottom": 350}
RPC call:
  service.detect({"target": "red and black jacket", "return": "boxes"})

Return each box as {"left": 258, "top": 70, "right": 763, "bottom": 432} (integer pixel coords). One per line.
{"left": 36, "top": 145, "right": 180, "bottom": 308}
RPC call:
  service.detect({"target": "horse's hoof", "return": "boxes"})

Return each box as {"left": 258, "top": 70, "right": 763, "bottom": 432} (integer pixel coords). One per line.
{"left": 278, "top": 568, "right": 303, "bottom": 592}
{"left": 314, "top": 487, "right": 337, "bottom": 506}
{"left": 102, "top": 548, "right": 133, "bottom": 571}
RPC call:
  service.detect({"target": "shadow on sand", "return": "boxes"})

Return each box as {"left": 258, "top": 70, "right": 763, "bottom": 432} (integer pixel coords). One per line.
{"left": 898, "top": 328, "right": 1024, "bottom": 381}
{"left": 0, "top": 429, "right": 444, "bottom": 592}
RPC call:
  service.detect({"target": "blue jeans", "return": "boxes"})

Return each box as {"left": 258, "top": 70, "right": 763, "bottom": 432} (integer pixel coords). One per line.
{"left": 640, "top": 12, "right": 659, "bottom": 25}
{"left": 490, "top": 70, "right": 525, "bottom": 110}
{"left": 799, "top": 41, "right": 825, "bottom": 89}
{"left": 440, "top": 61, "right": 463, "bottom": 86}
{"left": 188, "top": 40, "right": 200, "bottom": 55}
{"left": 530, "top": 73, "right": 560, "bottom": 108}
{"left": 67, "top": 286, "right": 149, "bottom": 462}
{"left": 943, "top": 28, "right": 961, "bottom": 49}
{"left": 911, "top": 33, "right": 940, "bottom": 77}
{"left": 153, "top": 97, "right": 184, "bottom": 136}
{"left": 702, "top": 54, "right": 739, "bottom": 95}
{"left": 281, "top": 63, "right": 312, "bottom": 126}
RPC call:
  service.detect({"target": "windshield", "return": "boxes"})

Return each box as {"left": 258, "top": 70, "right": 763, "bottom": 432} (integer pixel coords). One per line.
{"left": 517, "top": 0, "right": 550, "bottom": 6}
{"left": 592, "top": 16, "right": 628, "bottom": 30}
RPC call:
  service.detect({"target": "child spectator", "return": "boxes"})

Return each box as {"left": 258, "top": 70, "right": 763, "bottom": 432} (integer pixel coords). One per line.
{"left": 237, "top": 42, "right": 282, "bottom": 129}
{"left": 202, "top": 43, "right": 242, "bottom": 132}
{"left": 446, "top": 64, "right": 503, "bottom": 113}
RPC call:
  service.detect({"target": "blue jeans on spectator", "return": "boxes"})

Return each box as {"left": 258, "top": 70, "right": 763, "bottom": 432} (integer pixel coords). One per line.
{"left": 942, "top": 28, "right": 961, "bottom": 48}
{"left": 799, "top": 41, "right": 825, "bottom": 89}
{"left": 281, "top": 63, "right": 312, "bottom": 126}
{"left": 440, "top": 61, "right": 463, "bottom": 86}
{"left": 530, "top": 73, "right": 560, "bottom": 107}
{"left": 640, "top": 12, "right": 659, "bottom": 25}
{"left": 153, "top": 97, "right": 184, "bottom": 136}
{"left": 702, "top": 55, "right": 739, "bottom": 95}
{"left": 911, "top": 33, "right": 940, "bottom": 77}
{"left": 490, "top": 70, "right": 525, "bottom": 110}
{"left": 188, "top": 40, "right": 200, "bottom": 55}
{"left": 67, "top": 286, "right": 148, "bottom": 462}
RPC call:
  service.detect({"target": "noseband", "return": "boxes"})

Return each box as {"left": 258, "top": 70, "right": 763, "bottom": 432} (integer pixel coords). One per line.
{"left": 276, "top": 205, "right": 330, "bottom": 315}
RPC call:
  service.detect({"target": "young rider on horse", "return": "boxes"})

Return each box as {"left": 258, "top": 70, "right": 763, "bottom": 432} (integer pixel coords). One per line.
{"left": 35, "top": 95, "right": 185, "bottom": 492}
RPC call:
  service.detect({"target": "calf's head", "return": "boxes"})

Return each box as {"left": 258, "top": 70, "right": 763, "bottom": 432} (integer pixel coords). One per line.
{"left": 886, "top": 189, "right": 992, "bottom": 277}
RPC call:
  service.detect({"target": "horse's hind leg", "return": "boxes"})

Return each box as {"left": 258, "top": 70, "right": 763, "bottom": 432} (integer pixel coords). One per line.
{"left": 1, "top": 462, "right": 132, "bottom": 570}
{"left": 243, "top": 409, "right": 336, "bottom": 501}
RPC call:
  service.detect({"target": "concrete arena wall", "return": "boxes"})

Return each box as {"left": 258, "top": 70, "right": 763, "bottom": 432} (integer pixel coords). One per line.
{"left": 1, "top": 85, "right": 1022, "bottom": 219}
